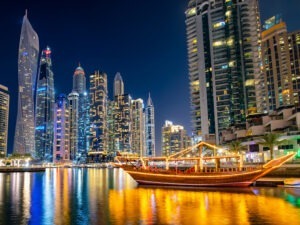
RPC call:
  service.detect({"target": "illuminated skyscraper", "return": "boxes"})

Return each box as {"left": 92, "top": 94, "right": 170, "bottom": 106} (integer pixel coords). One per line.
{"left": 0, "top": 85, "right": 9, "bottom": 157}
{"left": 89, "top": 71, "right": 108, "bottom": 152}
{"left": 14, "top": 11, "right": 39, "bottom": 155}
{"left": 53, "top": 94, "right": 70, "bottom": 162}
{"left": 261, "top": 16, "right": 293, "bottom": 111}
{"left": 72, "top": 65, "right": 89, "bottom": 161}
{"left": 68, "top": 91, "right": 79, "bottom": 160}
{"left": 162, "top": 121, "right": 189, "bottom": 157}
{"left": 186, "top": 0, "right": 263, "bottom": 143}
{"left": 113, "top": 72, "right": 124, "bottom": 97}
{"left": 145, "top": 93, "right": 155, "bottom": 156}
{"left": 113, "top": 94, "right": 132, "bottom": 153}
{"left": 288, "top": 31, "right": 300, "bottom": 105}
{"left": 35, "top": 47, "right": 55, "bottom": 161}
{"left": 131, "top": 99, "right": 145, "bottom": 156}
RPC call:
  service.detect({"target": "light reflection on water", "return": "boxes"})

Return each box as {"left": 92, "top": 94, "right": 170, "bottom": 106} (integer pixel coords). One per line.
{"left": 0, "top": 168, "right": 300, "bottom": 225}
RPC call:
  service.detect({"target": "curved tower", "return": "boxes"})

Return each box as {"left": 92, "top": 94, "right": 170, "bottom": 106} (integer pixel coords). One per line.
{"left": 35, "top": 46, "right": 55, "bottom": 161}
{"left": 113, "top": 72, "right": 124, "bottom": 97}
{"left": 14, "top": 11, "right": 39, "bottom": 155}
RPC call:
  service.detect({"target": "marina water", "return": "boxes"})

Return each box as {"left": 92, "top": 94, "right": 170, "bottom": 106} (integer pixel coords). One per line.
{"left": 0, "top": 168, "right": 300, "bottom": 225}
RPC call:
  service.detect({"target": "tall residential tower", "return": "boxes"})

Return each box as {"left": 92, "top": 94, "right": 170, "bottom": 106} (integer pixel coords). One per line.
{"left": 145, "top": 94, "right": 155, "bottom": 156}
{"left": 186, "top": 0, "right": 263, "bottom": 143}
{"left": 14, "top": 11, "right": 39, "bottom": 155}
{"left": 35, "top": 47, "right": 55, "bottom": 161}
{"left": 89, "top": 71, "right": 108, "bottom": 152}
{"left": 0, "top": 85, "right": 9, "bottom": 157}
{"left": 72, "top": 65, "right": 89, "bottom": 161}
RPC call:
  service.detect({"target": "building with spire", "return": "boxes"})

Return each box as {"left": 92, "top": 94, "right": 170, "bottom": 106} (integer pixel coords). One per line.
{"left": 35, "top": 46, "right": 55, "bottom": 161}
{"left": 72, "top": 65, "right": 89, "bottom": 162}
{"left": 145, "top": 93, "right": 155, "bottom": 156}
{"left": 89, "top": 71, "right": 108, "bottom": 153}
{"left": 185, "top": 0, "right": 264, "bottom": 144}
{"left": 53, "top": 94, "right": 70, "bottom": 162}
{"left": 111, "top": 72, "right": 132, "bottom": 153}
{"left": 0, "top": 85, "right": 9, "bottom": 157}
{"left": 14, "top": 11, "right": 39, "bottom": 156}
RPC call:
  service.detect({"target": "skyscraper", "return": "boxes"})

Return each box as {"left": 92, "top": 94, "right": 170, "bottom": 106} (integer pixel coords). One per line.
{"left": 72, "top": 65, "right": 89, "bottom": 161}
{"left": 14, "top": 11, "right": 39, "bottom": 155}
{"left": 288, "top": 31, "right": 300, "bottom": 105}
{"left": 185, "top": 0, "right": 263, "bottom": 143}
{"left": 68, "top": 91, "right": 79, "bottom": 160}
{"left": 35, "top": 47, "right": 55, "bottom": 161}
{"left": 0, "top": 85, "right": 9, "bottom": 157}
{"left": 113, "top": 72, "right": 124, "bottom": 97}
{"left": 161, "top": 121, "right": 189, "bottom": 157}
{"left": 113, "top": 94, "right": 132, "bottom": 153}
{"left": 145, "top": 93, "right": 155, "bottom": 156}
{"left": 111, "top": 73, "right": 132, "bottom": 153}
{"left": 53, "top": 94, "right": 70, "bottom": 162}
{"left": 261, "top": 16, "right": 293, "bottom": 111}
{"left": 131, "top": 98, "right": 145, "bottom": 156}
{"left": 89, "top": 71, "right": 108, "bottom": 152}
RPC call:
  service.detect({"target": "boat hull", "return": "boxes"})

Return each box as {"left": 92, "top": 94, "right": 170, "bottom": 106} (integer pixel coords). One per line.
{"left": 124, "top": 169, "right": 267, "bottom": 187}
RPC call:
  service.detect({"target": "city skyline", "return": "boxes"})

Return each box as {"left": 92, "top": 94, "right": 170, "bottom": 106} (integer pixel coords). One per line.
{"left": 0, "top": 0, "right": 300, "bottom": 154}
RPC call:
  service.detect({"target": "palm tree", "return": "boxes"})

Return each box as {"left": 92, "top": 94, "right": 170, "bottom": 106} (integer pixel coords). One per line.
{"left": 227, "top": 140, "right": 247, "bottom": 155}
{"left": 256, "top": 133, "right": 285, "bottom": 160}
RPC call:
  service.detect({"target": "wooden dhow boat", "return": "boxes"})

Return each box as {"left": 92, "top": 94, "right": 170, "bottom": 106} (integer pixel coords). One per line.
{"left": 115, "top": 142, "right": 296, "bottom": 187}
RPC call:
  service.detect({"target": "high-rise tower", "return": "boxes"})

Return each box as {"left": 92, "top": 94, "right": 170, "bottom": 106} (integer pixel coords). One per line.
{"left": 113, "top": 72, "right": 124, "bottom": 97}
{"left": 35, "top": 47, "right": 55, "bottom": 161}
{"left": 262, "top": 16, "right": 294, "bottom": 111}
{"left": 89, "top": 71, "right": 108, "bottom": 152}
{"left": 161, "top": 121, "right": 189, "bottom": 157}
{"left": 131, "top": 98, "right": 145, "bottom": 156}
{"left": 0, "top": 85, "right": 9, "bottom": 157}
{"left": 145, "top": 93, "right": 155, "bottom": 156}
{"left": 68, "top": 91, "right": 79, "bottom": 160}
{"left": 72, "top": 65, "right": 89, "bottom": 161}
{"left": 185, "top": 0, "right": 263, "bottom": 143}
{"left": 53, "top": 94, "right": 70, "bottom": 162}
{"left": 14, "top": 11, "right": 39, "bottom": 155}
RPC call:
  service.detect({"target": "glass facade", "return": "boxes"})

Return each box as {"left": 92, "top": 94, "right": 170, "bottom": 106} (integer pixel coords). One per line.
{"left": 131, "top": 99, "right": 145, "bottom": 156}
{"left": 68, "top": 91, "right": 79, "bottom": 160}
{"left": 14, "top": 12, "right": 39, "bottom": 155}
{"left": 72, "top": 66, "right": 89, "bottom": 162}
{"left": 186, "top": 0, "right": 263, "bottom": 143}
{"left": 35, "top": 47, "right": 55, "bottom": 161}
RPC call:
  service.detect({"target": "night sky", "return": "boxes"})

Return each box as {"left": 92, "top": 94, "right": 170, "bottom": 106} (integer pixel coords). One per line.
{"left": 1, "top": 0, "right": 299, "bottom": 155}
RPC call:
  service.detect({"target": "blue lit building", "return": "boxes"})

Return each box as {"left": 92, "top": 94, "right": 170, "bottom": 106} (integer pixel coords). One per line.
{"left": 145, "top": 94, "right": 155, "bottom": 156}
{"left": 35, "top": 47, "right": 55, "bottom": 161}
{"left": 72, "top": 65, "right": 89, "bottom": 162}
{"left": 14, "top": 11, "right": 39, "bottom": 156}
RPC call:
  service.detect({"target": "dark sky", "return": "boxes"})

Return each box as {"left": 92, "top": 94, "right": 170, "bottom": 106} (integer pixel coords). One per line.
{"left": 0, "top": 0, "right": 299, "bottom": 154}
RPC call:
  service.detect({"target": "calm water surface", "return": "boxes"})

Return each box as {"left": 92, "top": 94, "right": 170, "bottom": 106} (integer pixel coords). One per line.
{"left": 0, "top": 168, "right": 300, "bottom": 225}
